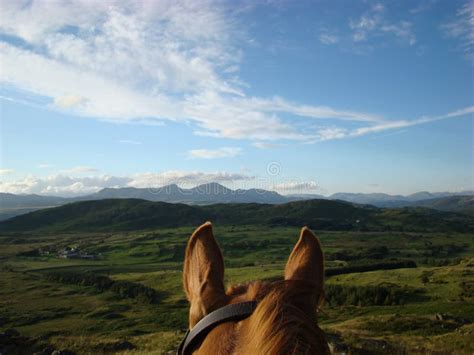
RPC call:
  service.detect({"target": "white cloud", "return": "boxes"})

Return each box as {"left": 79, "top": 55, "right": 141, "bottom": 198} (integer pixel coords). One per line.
{"left": 410, "top": 2, "right": 434, "bottom": 15}
{"left": 316, "top": 127, "right": 348, "bottom": 141}
{"left": 0, "top": 26, "right": 383, "bottom": 141}
{"left": 0, "top": 174, "right": 130, "bottom": 196}
{"left": 54, "top": 95, "right": 87, "bottom": 108}
{"left": 0, "top": 170, "right": 255, "bottom": 196}
{"left": 441, "top": 1, "right": 474, "bottom": 62}
{"left": 0, "top": 0, "right": 240, "bottom": 123}
{"left": 252, "top": 142, "right": 280, "bottom": 149}
{"left": 271, "top": 181, "right": 320, "bottom": 193}
{"left": 61, "top": 166, "right": 99, "bottom": 174}
{"left": 0, "top": 169, "right": 14, "bottom": 175}
{"left": 185, "top": 93, "right": 384, "bottom": 141}
{"left": 0, "top": 0, "right": 468, "bottom": 145}
{"left": 352, "top": 32, "right": 367, "bottom": 42}
{"left": 127, "top": 171, "right": 253, "bottom": 189}
{"left": 1, "top": 43, "right": 180, "bottom": 121}
{"left": 313, "top": 106, "right": 474, "bottom": 142}
{"left": 381, "top": 21, "right": 416, "bottom": 46}
{"left": 38, "top": 163, "right": 53, "bottom": 169}
{"left": 372, "top": 4, "right": 385, "bottom": 13}
{"left": 353, "top": 106, "right": 474, "bottom": 137}
{"left": 188, "top": 147, "right": 242, "bottom": 159}
{"left": 319, "top": 33, "right": 339, "bottom": 45}
{"left": 118, "top": 140, "right": 142, "bottom": 145}
{"left": 0, "top": 0, "right": 416, "bottom": 144}
{"left": 442, "top": 106, "right": 474, "bottom": 118}
{"left": 349, "top": 4, "right": 416, "bottom": 46}
{"left": 350, "top": 15, "right": 379, "bottom": 32}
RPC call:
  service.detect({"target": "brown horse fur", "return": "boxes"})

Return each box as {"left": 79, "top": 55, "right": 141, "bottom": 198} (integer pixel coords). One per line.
{"left": 183, "top": 221, "right": 330, "bottom": 354}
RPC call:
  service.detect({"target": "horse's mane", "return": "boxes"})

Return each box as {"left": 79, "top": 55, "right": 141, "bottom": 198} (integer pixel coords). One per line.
{"left": 227, "top": 280, "right": 330, "bottom": 355}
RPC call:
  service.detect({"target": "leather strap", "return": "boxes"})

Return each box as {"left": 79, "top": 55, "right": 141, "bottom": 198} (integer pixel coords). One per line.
{"left": 177, "top": 301, "right": 258, "bottom": 355}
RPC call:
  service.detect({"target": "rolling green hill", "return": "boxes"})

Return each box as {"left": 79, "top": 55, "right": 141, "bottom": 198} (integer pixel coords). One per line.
{"left": 408, "top": 195, "right": 474, "bottom": 216}
{"left": 1, "top": 198, "right": 473, "bottom": 233}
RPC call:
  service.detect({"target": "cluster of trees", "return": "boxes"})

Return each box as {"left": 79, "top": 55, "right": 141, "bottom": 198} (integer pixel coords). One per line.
{"left": 44, "top": 272, "right": 160, "bottom": 304}
{"left": 326, "top": 260, "right": 416, "bottom": 277}
{"left": 459, "top": 280, "right": 474, "bottom": 299}
{"left": 325, "top": 284, "right": 421, "bottom": 307}
{"left": 421, "top": 258, "right": 462, "bottom": 266}
{"left": 17, "top": 249, "right": 41, "bottom": 257}
{"left": 422, "top": 243, "right": 467, "bottom": 258}
{"left": 225, "top": 239, "right": 271, "bottom": 250}
{"left": 327, "top": 246, "right": 390, "bottom": 261}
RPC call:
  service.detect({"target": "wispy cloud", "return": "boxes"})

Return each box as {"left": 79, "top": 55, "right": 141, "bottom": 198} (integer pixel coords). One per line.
{"left": 271, "top": 181, "right": 319, "bottom": 193}
{"left": 381, "top": 21, "right": 416, "bottom": 46}
{"left": 349, "top": 10, "right": 381, "bottom": 42}
{"left": 409, "top": 1, "right": 435, "bottom": 15}
{"left": 127, "top": 171, "right": 253, "bottom": 188}
{"left": 319, "top": 33, "right": 339, "bottom": 45}
{"left": 315, "top": 127, "right": 348, "bottom": 141}
{"left": 0, "top": 174, "right": 130, "bottom": 196}
{"left": 61, "top": 166, "right": 99, "bottom": 174}
{"left": 54, "top": 95, "right": 86, "bottom": 108}
{"left": 38, "top": 163, "right": 53, "bottom": 168}
{"left": 0, "top": 0, "right": 422, "bottom": 145}
{"left": 441, "top": 1, "right": 474, "bottom": 62}
{"left": 349, "top": 4, "right": 416, "bottom": 46}
{"left": 0, "top": 0, "right": 468, "bottom": 146}
{"left": 372, "top": 3, "right": 385, "bottom": 13}
{"left": 314, "top": 106, "right": 474, "bottom": 142}
{"left": 252, "top": 142, "right": 280, "bottom": 149}
{"left": 0, "top": 40, "right": 383, "bottom": 141}
{"left": 0, "top": 169, "right": 14, "bottom": 176}
{"left": 118, "top": 140, "right": 142, "bottom": 145}
{"left": 0, "top": 170, "right": 255, "bottom": 196}
{"left": 188, "top": 147, "right": 242, "bottom": 159}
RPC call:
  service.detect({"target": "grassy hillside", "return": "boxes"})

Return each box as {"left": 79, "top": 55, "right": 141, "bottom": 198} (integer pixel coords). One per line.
{"left": 1, "top": 198, "right": 473, "bottom": 233}
{"left": 0, "top": 225, "right": 473, "bottom": 354}
{"left": 411, "top": 195, "right": 474, "bottom": 216}
{"left": 0, "top": 199, "right": 208, "bottom": 233}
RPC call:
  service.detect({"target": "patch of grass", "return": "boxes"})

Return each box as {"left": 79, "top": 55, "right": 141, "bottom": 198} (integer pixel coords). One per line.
{"left": 364, "top": 315, "right": 463, "bottom": 336}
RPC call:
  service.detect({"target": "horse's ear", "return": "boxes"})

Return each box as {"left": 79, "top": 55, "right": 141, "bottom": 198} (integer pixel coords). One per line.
{"left": 183, "top": 222, "right": 226, "bottom": 327}
{"left": 285, "top": 226, "right": 324, "bottom": 290}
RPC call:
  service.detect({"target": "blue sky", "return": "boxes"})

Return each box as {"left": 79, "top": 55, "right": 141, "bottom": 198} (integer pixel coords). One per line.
{"left": 0, "top": 0, "right": 473, "bottom": 196}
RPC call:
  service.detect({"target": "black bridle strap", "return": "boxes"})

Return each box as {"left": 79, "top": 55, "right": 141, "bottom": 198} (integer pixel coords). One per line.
{"left": 177, "top": 301, "right": 258, "bottom": 355}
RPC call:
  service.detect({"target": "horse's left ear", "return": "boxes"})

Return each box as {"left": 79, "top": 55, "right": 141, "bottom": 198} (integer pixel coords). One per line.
{"left": 284, "top": 227, "right": 324, "bottom": 294}
{"left": 183, "top": 222, "right": 227, "bottom": 327}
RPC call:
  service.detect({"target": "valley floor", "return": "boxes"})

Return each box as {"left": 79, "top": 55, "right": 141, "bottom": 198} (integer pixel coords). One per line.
{"left": 1, "top": 226, "right": 473, "bottom": 354}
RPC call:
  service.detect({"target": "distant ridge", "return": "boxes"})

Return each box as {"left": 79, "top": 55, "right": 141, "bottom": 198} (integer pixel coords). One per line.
{"left": 0, "top": 192, "right": 68, "bottom": 208}
{"left": 0, "top": 198, "right": 473, "bottom": 233}
{"left": 79, "top": 182, "right": 288, "bottom": 204}
{"left": 402, "top": 195, "right": 474, "bottom": 216}
{"left": 1, "top": 185, "right": 473, "bottom": 220}
{"left": 0, "top": 183, "right": 289, "bottom": 220}
{"left": 325, "top": 191, "right": 474, "bottom": 206}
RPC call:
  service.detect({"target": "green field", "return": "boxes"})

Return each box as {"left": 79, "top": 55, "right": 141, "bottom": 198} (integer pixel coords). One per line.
{"left": 1, "top": 225, "right": 473, "bottom": 354}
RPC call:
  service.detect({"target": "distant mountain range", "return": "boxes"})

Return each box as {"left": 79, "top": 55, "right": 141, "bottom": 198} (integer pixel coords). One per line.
{"left": 1, "top": 198, "right": 473, "bottom": 233}
{"left": 0, "top": 183, "right": 473, "bottom": 221}
{"left": 81, "top": 183, "right": 288, "bottom": 204}
{"left": 295, "top": 191, "right": 474, "bottom": 205}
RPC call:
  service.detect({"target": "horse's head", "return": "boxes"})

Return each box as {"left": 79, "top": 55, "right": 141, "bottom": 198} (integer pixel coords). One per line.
{"left": 181, "top": 222, "right": 330, "bottom": 354}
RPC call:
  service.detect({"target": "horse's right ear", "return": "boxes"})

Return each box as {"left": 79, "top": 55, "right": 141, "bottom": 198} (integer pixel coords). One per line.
{"left": 284, "top": 226, "right": 324, "bottom": 293}
{"left": 183, "top": 222, "right": 226, "bottom": 327}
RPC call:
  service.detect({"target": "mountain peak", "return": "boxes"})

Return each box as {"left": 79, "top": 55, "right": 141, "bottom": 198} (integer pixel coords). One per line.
{"left": 192, "top": 182, "right": 230, "bottom": 192}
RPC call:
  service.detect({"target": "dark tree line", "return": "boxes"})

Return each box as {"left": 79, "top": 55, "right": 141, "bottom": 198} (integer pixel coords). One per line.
{"left": 44, "top": 272, "right": 161, "bottom": 304}
{"left": 327, "top": 246, "right": 390, "bottom": 261}
{"left": 325, "top": 284, "right": 423, "bottom": 307}
{"left": 422, "top": 243, "right": 467, "bottom": 257}
{"left": 326, "top": 260, "right": 416, "bottom": 277}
